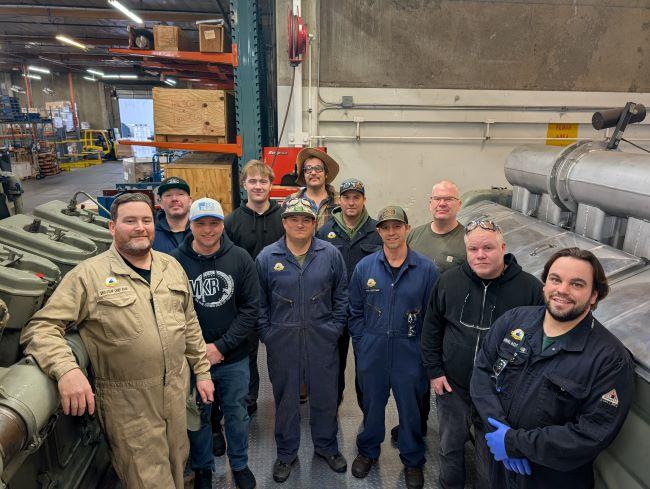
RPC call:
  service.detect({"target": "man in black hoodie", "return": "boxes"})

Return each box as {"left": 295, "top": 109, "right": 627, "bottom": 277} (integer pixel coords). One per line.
{"left": 224, "top": 160, "right": 284, "bottom": 417}
{"left": 421, "top": 219, "right": 543, "bottom": 489}
{"left": 171, "top": 197, "right": 259, "bottom": 489}
{"left": 152, "top": 177, "right": 193, "bottom": 253}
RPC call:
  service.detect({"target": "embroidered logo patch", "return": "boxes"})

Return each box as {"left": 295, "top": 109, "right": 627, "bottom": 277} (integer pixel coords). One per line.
{"left": 601, "top": 389, "right": 619, "bottom": 407}
{"left": 327, "top": 231, "right": 336, "bottom": 239}
{"left": 367, "top": 278, "right": 376, "bottom": 288}
{"left": 446, "top": 255, "right": 454, "bottom": 263}
{"left": 510, "top": 328, "right": 525, "bottom": 341}
{"left": 104, "top": 276, "right": 118, "bottom": 287}
{"left": 273, "top": 262, "right": 285, "bottom": 271}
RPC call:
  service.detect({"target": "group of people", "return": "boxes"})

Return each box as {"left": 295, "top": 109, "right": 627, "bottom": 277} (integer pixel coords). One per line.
{"left": 19, "top": 147, "right": 634, "bottom": 489}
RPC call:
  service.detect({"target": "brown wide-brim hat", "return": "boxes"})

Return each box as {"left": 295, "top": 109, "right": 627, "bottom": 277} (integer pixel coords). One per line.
{"left": 296, "top": 147, "right": 340, "bottom": 186}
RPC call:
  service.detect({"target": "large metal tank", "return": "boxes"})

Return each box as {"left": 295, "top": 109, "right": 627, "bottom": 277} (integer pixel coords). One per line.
{"left": 0, "top": 244, "right": 61, "bottom": 367}
{"left": 32, "top": 200, "right": 112, "bottom": 252}
{"left": 459, "top": 200, "right": 650, "bottom": 489}
{"left": 0, "top": 215, "right": 98, "bottom": 275}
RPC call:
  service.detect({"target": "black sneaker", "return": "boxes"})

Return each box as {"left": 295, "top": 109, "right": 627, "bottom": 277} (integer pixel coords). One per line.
{"left": 212, "top": 427, "right": 226, "bottom": 457}
{"left": 390, "top": 425, "right": 399, "bottom": 443}
{"left": 316, "top": 452, "right": 347, "bottom": 473}
{"left": 404, "top": 466, "right": 424, "bottom": 489}
{"left": 351, "top": 454, "right": 376, "bottom": 478}
{"left": 247, "top": 402, "right": 258, "bottom": 416}
{"left": 232, "top": 466, "right": 256, "bottom": 489}
{"left": 272, "top": 458, "right": 295, "bottom": 483}
{"left": 193, "top": 469, "right": 213, "bottom": 489}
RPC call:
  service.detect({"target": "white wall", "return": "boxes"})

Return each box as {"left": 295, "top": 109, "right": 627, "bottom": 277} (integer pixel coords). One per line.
{"left": 277, "top": 85, "right": 650, "bottom": 225}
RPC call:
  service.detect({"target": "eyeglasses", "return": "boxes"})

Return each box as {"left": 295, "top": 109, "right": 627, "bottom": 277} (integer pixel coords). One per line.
{"left": 303, "top": 165, "right": 325, "bottom": 174}
{"left": 430, "top": 196, "right": 459, "bottom": 203}
{"left": 465, "top": 219, "right": 501, "bottom": 234}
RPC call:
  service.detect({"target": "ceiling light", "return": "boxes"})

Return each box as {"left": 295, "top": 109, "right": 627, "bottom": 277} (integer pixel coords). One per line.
{"left": 56, "top": 34, "right": 88, "bottom": 50}
{"left": 163, "top": 78, "right": 177, "bottom": 86}
{"left": 101, "top": 74, "right": 120, "bottom": 79}
{"left": 23, "top": 73, "right": 41, "bottom": 80}
{"left": 43, "top": 87, "right": 55, "bottom": 95}
{"left": 107, "top": 0, "right": 144, "bottom": 25}
{"left": 10, "top": 85, "right": 25, "bottom": 93}
{"left": 83, "top": 76, "right": 97, "bottom": 82}
{"left": 87, "top": 69, "right": 105, "bottom": 77}
{"left": 28, "top": 65, "right": 50, "bottom": 74}
{"left": 119, "top": 74, "right": 138, "bottom": 79}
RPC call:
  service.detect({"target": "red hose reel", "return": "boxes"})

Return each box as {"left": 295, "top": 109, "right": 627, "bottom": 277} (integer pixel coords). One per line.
{"left": 287, "top": 8, "right": 308, "bottom": 67}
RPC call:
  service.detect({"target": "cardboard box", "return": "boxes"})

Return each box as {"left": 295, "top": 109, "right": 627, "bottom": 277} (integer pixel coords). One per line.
{"left": 152, "top": 87, "right": 228, "bottom": 137}
{"left": 153, "top": 25, "right": 190, "bottom": 51}
{"left": 198, "top": 24, "right": 225, "bottom": 53}
{"left": 123, "top": 157, "right": 153, "bottom": 183}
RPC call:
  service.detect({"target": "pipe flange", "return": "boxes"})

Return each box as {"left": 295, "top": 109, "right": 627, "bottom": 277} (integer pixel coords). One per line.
{"left": 549, "top": 141, "right": 603, "bottom": 212}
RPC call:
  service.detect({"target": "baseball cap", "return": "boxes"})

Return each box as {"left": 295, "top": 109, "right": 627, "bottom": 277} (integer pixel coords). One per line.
{"left": 376, "top": 205, "right": 409, "bottom": 226}
{"left": 282, "top": 198, "right": 317, "bottom": 219}
{"left": 340, "top": 178, "right": 365, "bottom": 195}
{"left": 157, "top": 177, "right": 190, "bottom": 197}
{"left": 189, "top": 198, "right": 224, "bottom": 221}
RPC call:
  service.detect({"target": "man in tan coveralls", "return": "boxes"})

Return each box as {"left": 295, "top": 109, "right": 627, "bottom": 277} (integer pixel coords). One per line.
{"left": 20, "top": 193, "right": 214, "bottom": 489}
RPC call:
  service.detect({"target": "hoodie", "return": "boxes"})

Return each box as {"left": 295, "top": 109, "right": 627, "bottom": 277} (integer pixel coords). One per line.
{"left": 224, "top": 200, "right": 284, "bottom": 259}
{"left": 421, "top": 253, "right": 544, "bottom": 395}
{"left": 152, "top": 210, "right": 191, "bottom": 254}
{"left": 170, "top": 233, "right": 260, "bottom": 365}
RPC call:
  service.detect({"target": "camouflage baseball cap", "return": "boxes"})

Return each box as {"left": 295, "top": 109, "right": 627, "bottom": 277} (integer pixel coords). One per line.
{"left": 339, "top": 178, "right": 365, "bottom": 195}
{"left": 376, "top": 205, "right": 408, "bottom": 226}
{"left": 282, "top": 197, "right": 317, "bottom": 219}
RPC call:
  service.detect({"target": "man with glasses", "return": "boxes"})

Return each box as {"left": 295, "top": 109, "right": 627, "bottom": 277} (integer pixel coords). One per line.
{"left": 256, "top": 198, "right": 348, "bottom": 483}
{"left": 317, "top": 178, "right": 382, "bottom": 408}
{"left": 407, "top": 180, "right": 466, "bottom": 274}
{"left": 288, "top": 147, "right": 340, "bottom": 230}
{"left": 421, "top": 219, "right": 543, "bottom": 489}
{"left": 225, "top": 159, "right": 284, "bottom": 418}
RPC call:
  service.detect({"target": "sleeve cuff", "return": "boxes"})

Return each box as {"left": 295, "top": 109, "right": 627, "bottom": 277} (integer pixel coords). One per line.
{"left": 214, "top": 339, "right": 230, "bottom": 355}
{"left": 505, "top": 429, "right": 524, "bottom": 458}
{"left": 51, "top": 363, "right": 82, "bottom": 382}
{"left": 427, "top": 366, "right": 445, "bottom": 379}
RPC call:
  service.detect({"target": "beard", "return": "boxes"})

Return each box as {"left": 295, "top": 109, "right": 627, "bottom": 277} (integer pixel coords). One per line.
{"left": 118, "top": 236, "right": 152, "bottom": 256}
{"left": 545, "top": 294, "right": 590, "bottom": 322}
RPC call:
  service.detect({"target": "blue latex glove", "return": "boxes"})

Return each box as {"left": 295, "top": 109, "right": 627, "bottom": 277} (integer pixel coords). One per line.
{"left": 503, "top": 457, "right": 532, "bottom": 476}
{"left": 485, "top": 417, "right": 510, "bottom": 461}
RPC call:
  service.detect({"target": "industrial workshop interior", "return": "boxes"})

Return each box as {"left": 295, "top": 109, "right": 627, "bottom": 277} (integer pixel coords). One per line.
{"left": 0, "top": 1, "right": 648, "bottom": 489}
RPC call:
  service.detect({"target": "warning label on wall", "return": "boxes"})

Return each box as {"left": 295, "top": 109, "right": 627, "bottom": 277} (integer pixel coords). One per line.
{"left": 546, "top": 123, "right": 578, "bottom": 147}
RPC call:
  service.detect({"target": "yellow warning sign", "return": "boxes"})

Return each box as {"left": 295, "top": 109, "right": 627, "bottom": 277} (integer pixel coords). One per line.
{"left": 546, "top": 123, "right": 578, "bottom": 147}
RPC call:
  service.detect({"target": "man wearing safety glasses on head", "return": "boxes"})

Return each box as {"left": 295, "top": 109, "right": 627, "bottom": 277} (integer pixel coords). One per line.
{"left": 421, "top": 219, "right": 544, "bottom": 489}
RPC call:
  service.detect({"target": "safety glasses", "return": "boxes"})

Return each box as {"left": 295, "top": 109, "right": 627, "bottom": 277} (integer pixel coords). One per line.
{"left": 465, "top": 219, "right": 501, "bottom": 234}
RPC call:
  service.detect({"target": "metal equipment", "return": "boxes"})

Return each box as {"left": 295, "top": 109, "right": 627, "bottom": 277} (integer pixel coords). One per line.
{"left": 461, "top": 105, "right": 650, "bottom": 489}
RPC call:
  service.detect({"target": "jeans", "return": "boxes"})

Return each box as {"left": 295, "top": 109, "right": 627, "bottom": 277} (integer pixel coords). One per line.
{"left": 436, "top": 384, "right": 489, "bottom": 489}
{"left": 189, "top": 357, "right": 250, "bottom": 471}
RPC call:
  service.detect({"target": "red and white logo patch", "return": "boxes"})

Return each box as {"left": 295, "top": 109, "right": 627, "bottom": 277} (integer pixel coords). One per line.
{"left": 601, "top": 389, "right": 619, "bottom": 408}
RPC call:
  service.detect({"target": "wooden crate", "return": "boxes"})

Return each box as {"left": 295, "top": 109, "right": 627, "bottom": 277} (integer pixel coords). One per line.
{"left": 153, "top": 25, "right": 191, "bottom": 51}
{"left": 153, "top": 87, "right": 227, "bottom": 137}
{"left": 154, "top": 135, "right": 226, "bottom": 144}
{"left": 163, "top": 163, "right": 233, "bottom": 215}
{"left": 198, "top": 24, "right": 225, "bottom": 53}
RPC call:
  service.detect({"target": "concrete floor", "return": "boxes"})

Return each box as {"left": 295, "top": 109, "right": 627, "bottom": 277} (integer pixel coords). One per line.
{"left": 19, "top": 160, "right": 124, "bottom": 213}
{"left": 18, "top": 161, "right": 478, "bottom": 489}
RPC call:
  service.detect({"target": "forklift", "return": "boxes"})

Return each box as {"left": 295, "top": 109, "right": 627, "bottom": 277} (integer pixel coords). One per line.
{"left": 81, "top": 129, "right": 116, "bottom": 160}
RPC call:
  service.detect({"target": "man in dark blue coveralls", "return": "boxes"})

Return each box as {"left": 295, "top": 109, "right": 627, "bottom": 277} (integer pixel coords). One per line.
{"left": 256, "top": 198, "right": 349, "bottom": 483}
{"left": 348, "top": 205, "right": 439, "bottom": 489}
{"left": 471, "top": 247, "right": 634, "bottom": 489}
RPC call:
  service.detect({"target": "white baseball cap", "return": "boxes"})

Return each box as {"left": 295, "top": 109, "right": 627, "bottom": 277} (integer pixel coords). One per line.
{"left": 189, "top": 197, "right": 224, "bottom": 221}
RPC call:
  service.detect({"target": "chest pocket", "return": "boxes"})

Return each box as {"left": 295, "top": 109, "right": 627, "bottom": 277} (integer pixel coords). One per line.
{"left": 97, "top": 293, "right": 143, "bottom": 342}
{"left": 537, "top": 372, "right": 588, "bottom": 425}
{"left": 493, "top": 340, "right": 530, "bottom": 399}
{"left": 271, "top": 290, "right": 295, "bottom": 323}
{"left": 167, "top": 282, "right": 189, "bottom": 324}
{"left": 360, "top": 244, "right": 381, "bottom": 255}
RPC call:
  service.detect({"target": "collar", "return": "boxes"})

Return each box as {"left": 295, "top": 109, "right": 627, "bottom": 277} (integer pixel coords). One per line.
{"left": 549, "top": 312, "right": 595, "bottom": 353}
{"left": 270, "top": 237, "right": 326, "bottom": 256}
{"left": 108, "top": 244, "right": 167, "bottom": 289}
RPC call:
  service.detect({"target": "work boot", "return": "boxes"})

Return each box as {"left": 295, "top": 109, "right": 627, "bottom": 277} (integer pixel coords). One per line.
{"left": 351, "top": 454, "right": 376, "bottom": 478}
{"left": 316, "top": 451, "right": 347, "bottom": 473}
{"left": 404, "top": 466, "right": 424, "bottom": 489}
{"left": 232, "top": 466, "right": 256, "bottom": 489}
{"left": 272, "top": 458, "right": 295, "bottom": 483}
{"left": 212, "top": 426, "right": 226, "bottom": 457}
{"left": 193, "top": 469, "right": 213, "bottom": 489}
{"left": 391, "top": 425, "right": 399, "bottom": 443}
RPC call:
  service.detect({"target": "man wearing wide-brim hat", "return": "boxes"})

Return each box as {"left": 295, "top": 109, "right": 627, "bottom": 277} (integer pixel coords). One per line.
{"left": 289, "top": 147, "right": 340, "bottom": 230}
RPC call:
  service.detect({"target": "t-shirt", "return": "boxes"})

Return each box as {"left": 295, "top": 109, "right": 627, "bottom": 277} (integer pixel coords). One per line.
{"left": 293, "top": 251, "right": 308, "bottom": 268}
{"left": 123, "top": 257, "right": 151, "bottom": 283}
{"left": 542, "top": 330, "right": 570, "bottom": 352}
{"left": 407, "top": 222, "right": 466, "bottom": 273}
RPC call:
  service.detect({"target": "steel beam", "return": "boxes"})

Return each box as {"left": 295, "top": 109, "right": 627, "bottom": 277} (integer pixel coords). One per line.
{"left": 0, "top": 5, "right": 221, "bottom": 22}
